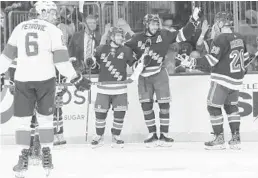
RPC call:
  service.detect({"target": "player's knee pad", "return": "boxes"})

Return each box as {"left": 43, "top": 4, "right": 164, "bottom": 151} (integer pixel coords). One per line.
{"left": 141, "top": 102, "right": 154, "bottom": 115}
{"left": 224, "top": 104, "right": 239, "bottom": 115}
{"left": 207, "top": 105, "right": 222, "bottom": 116}
{"left": 141, "top": 102, "right": 153, "bottom": 111}
{"left": 114, "top": 111, "right": 126, "bottom": 119}
{"left": 15, "top": 116, "right": 32, "bottom": 147}
{"left": 37, "top": 114, "right": 54, "bottom": 146}
{"left": 95, "top": 112, "right": 107, "bottom": 120}
{"left": 158, "top": 103, "right": 170, "bottom": 114}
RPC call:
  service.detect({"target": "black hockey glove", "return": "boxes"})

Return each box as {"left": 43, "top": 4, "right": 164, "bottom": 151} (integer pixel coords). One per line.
{"left": 86, "top": 57, "right": 94, "bottom": 67}
{"left": 70, "top": 74, "right": 91, "bottom": 91}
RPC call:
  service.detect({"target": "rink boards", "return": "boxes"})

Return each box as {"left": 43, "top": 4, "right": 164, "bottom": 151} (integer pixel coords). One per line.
{"left": 1, "top": 74, "right": 258, "bottom": 144}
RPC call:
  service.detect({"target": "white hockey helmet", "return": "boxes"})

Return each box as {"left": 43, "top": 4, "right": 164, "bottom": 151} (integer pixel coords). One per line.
{"left": 34, "top": 1, "right": 58, "bottom": 22}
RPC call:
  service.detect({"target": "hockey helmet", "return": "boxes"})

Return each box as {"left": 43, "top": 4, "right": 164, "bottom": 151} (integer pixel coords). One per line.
{"left": 109, "top": 27, "right": 125, "bottom": 37}
{"left": 34, "top": 1, "right": 58, "bottom": 21}
{"left": 214, "top": 11, "right": 233, "bottom": 27}
{"left": 143, "top": 14, "right": 160, "bottom": 27}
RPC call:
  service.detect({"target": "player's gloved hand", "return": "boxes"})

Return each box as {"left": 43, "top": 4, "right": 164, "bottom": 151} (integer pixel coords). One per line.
{"left": 180, "top": 55, "right": 196, "bottom": 69}
{"left": 70, "top": 74, "right": 91, "bottom": 91}
{"left": 192, "top": 7, "right": 201, "bottom": 21}
{"left": 70, "top": 57, "right": 87, "bottom": 74}
{"left": 86, "top": 57, "right": 96, "bottom": 68}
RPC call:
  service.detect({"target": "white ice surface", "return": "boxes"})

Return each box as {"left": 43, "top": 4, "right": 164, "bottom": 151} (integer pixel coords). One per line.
{"left": 1, "top": 143, "right": 258, "bottom": 178}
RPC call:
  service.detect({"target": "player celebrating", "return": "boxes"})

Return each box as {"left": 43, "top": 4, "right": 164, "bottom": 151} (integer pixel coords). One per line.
{"left": 180, "top": 12, "right": 250, "bottom": 150}
{"left": 87, "top": 27, "right": 136, "bottom": 148}
{"left": 0, "top": 1, "right": 91, "bottom": 177}
{"left": 124, "top": 8, "right": 201, "bottom": 147}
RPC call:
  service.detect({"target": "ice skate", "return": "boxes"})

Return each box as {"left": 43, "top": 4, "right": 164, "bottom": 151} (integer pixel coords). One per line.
{"left": 144, "top": 133, "right": 159, "bottom": 148}
{"left": 205, "top": 133, "right": 226, "bottom": 150}
{"left": 91, "top": 135, "right": 104, "bottom": 148}
{"left": 30, "top": 139, "right": 42, "bottom": 166}
{"left": 228, "top": 132, "right": 241, "bottom": 150}
{"left": 159, "top": 133, "right": 174, "bottom": 147}
{"left": 111, "top": 135, "right": 124, "bottom": 148}
{"left": 53, "top": 134, "right": 67, "bottom": 146}
{"left": 13, "top": 149, "right": 29, "bottom": 178}
{"left": 42, "top": 147, "right": 53, "bottom": 177}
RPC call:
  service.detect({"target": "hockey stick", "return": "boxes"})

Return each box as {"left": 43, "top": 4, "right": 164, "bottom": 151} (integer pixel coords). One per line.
{"left": 244, "top": 51, "right": 258, "bottom": 69}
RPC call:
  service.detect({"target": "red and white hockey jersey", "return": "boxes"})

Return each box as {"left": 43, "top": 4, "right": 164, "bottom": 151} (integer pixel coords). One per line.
{"left": 2, "top": 19, "right": 68, "bottom": 82}
{"left": 94, "top": 44, "right": 136, "bottom": 95}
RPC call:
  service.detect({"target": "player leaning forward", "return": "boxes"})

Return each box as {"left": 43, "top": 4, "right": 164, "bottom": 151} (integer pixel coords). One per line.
{"left": 181, "top": 12, "right": 250, "bottom": 150}
{"left": 0, "top": 1, "right": 91, "bottom": 177}
{"left": 124, "top": 8, "right": 201, "bottom": 146}
{"left": 87, "top": 27, "right": 137, "bottom": 147}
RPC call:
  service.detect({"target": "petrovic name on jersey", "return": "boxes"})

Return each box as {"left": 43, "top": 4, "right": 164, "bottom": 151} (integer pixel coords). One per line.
{"left": 94, "top": 44, "right": 136, "bottom": 95}
{"left": 3, "top": 19, "right": 68, "bottom": 82}
{"left": 195, "top": 33, "right": 249, "bottom": 90}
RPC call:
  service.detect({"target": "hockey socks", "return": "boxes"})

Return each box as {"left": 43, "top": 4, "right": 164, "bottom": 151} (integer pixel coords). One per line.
{"left": 95, "top": 112, "right": 108, "bottom": 136}
{"left": 111, "top": 111, "right": 125, "bottom": 135}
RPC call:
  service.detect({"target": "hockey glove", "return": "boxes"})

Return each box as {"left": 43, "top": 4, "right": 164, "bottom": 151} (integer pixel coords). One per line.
{"left": 70, "top": 74, "right": 91, "bottom": 91}
{"left": 69, "top": 57, "right": 87, "bottom": 74}
{"left": 180, "top": 55, "right": 196, "bottom": 69}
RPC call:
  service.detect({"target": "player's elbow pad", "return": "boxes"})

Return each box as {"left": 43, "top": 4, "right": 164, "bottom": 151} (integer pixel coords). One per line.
{"left": 55, "top": 61, "right": 77, "bottom": 81}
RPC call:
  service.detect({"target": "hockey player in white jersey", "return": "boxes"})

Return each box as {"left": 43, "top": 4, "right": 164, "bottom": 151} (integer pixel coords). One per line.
{"left": 0, "top": 1, "right": 91, "bottom": 177}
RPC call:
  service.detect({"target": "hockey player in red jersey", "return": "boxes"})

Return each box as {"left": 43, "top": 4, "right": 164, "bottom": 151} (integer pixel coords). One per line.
{"left": 0, "top": 1, "right": 91, "bottom": 177}
{"left": 124, "top": 8, "right": 201, "bottom": 147}
{"left": 87, "top": 27, "right": 136, "bottom": 148}
{"left": 181, "top": 12, "right": 250, "bottom": 150}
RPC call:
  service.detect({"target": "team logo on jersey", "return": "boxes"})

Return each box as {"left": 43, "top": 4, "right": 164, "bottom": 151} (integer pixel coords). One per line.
{"left": 117, "top": 52, "right": 124, "bottom": 59}
{"left": 156, "top": 35, "right": 162, "bottom": 43}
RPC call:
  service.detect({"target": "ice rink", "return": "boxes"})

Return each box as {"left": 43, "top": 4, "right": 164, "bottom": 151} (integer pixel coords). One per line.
{"left": 1, "top": 143, "right": 258, "bottom": 178}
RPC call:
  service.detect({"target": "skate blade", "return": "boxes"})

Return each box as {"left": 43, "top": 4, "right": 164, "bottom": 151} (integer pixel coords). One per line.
{"left": 14, "top": 170, "right": 26, "bottom": 178}
{"left": 205, "top": 144, "right": 226, "bottom": 150}
{"left": 53, "top": 142, "right": 66, "bottom": 149}
{"left": 91, "top": 142, "right": 104, "bottom": 149}
{"left": 111, "top": 143, "right": 124, "bottom": 148}
{"left": 158, "top": 140, "right": 173, "bottom": 147}
{"left": 145, "top": 141, "right": 159, "bottom": 148}
{"left": 229, "top": 144, "right": 241, "bottom": 150}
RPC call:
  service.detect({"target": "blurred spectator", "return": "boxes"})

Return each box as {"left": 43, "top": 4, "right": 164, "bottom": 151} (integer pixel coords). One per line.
{"left": 3, "top": 1, "right": 33, "bottom": 13}
{"left": 164, "top": 43, "right": 180, "bottom": 74}
{"left": 175, "top": 42, "right": 193, "bottom": 73}
{"left": 57, "top": 6, "right": 76, "bottom": 46}
{"left": 68, "top": 14, "right": 101, "bottom": 74}
{"left": 161, "top": 14, "right": 176, "bottom": 32}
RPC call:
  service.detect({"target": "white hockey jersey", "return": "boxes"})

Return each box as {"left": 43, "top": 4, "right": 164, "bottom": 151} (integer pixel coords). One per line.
{"left": 3, "top": 19, "right": 68, "bottom": 82}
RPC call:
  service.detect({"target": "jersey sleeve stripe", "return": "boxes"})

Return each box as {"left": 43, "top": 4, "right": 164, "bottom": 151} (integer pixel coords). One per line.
{"left": 2, "top": 44, "right": 17, "bottom": 60}
{"left": 176, "top": 29, "right": 186, "bottom": 43}
{"left": 244, "top": 52, "right": 249, "bottom": 61}
{"left": 205, "top": 54, "right": 218, "bottom": 66}
{"left": 53, "top": 50, "right": 70, "bottom": 64}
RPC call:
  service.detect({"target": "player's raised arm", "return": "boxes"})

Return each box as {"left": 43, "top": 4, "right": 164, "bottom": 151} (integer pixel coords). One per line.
{"left": 166, "top": 7, "right": 201, "bottom": 44}
{"left": 0, "top": 25, "right": 18, "bottom": 74}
